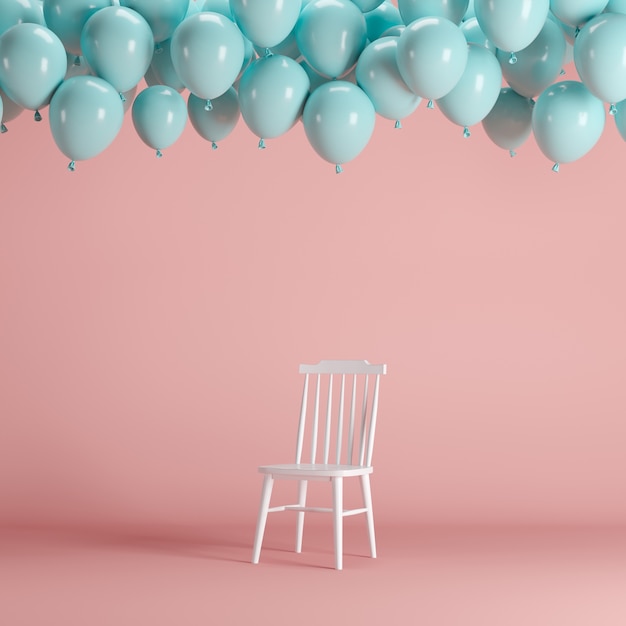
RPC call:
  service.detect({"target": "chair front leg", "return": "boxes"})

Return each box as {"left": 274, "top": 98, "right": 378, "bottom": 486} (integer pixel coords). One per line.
{"left": 252, "top": 474, "right": 274, "bottom": 564}
{"left": 360, "top": 473, "right": 376, "bottom": 558}
{"left": 332, "top": 476, "right": 343, "bottom": 570}
{"left": 295, "top": 479, "right": 308, "bottom": 553}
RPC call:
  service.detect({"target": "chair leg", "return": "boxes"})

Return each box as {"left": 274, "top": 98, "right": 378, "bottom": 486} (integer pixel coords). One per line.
{"left": 332, "top": 476, "right": 343, "bottom": 570}
{"left": 360, "top": 474, "right": 376, "bottom": 558}
{"left": 252, "top": 474, "right": 274, "bottom": 564}
{"left": 295, "top": 479, "right": 308, "bottom": 553}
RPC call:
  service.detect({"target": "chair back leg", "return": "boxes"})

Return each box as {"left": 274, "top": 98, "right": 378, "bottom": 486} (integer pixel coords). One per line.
{"left": 332, "top": 476, "right": 344, "bottom": 570}
{"left": 252, "top": 474, "right": 274, "bottom": 564}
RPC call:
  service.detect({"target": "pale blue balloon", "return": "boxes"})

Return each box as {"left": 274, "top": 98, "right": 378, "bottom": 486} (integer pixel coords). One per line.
{"left": 49, "top": 75, "right": 124, "bottom": 163}
{"left": 0, "top": 86, "right": 23, "bottom": 123}
{"left": 0, "top": 0, "right": 44, "bottom": 36}
{"left": 0, "top": 23, "right": 66, "bottom": 109}
{"left": 131, "top": 85, "right": 187, "bottom": 154}
{"left": 398, "top": 0, "right": 469, "bottom": 25}
{"left": 187, "top": 88, "right": 240, "bottom": 145}
{"left": 355, "top": 36, "right": 421, "bottom": 122}
{"left": 436, "top": 43, "right": 501, "bottom": 131}
{"left": 43, "top": 0, "right": 113, "bottom": 56}
{"left": 548, "top": 11, "right": 577, "bottom": 45}
{"left": 231, "top": 0, "right": 301, "bottom": 49}
{"left": 364, "top": 1, "right": 402, "bottom": 41}
{"left": 252, "top": 2, "right": 313, "bottom": 60}
{"left": 170, "top": 12, "right": 245, "bottom": 101}
{"left": 201, "top": 0, "right": 233, "bottom": 18}
{"left": 120, "top": 0, "right": 188, "bottom": 42}
{"left": 474, "top": 0, "right": 549, "bottom": 53}
{"left": 605, "top": 0, "right": 626, "bottom": 14}
{"left": 614, "top": 98, "right": 626, "bottom": 140}
{"left": 352, "top": 0, "right": 384, "bottom": 11}
{"left": 574, "top": 13, "right": 626, "bottom": 105}
{"left": 497, "top": 18, "right": 566, "bottom": 98}
{"left": 147, "top": 39, "right": 185, "bottom": 91}
{"left": 396, "top": 17, "right": 468, "bottom": 100}
{"left": 238, "top": 55, "right": 309, "bottom": 142}
{"left": 302, "top": 80, "right": 375, "bottom": 168}
{"left": 295, "top": 0, "right": 367, "bottom": 79}
{"left": 460, "top": 17, "right": 495, "bottom": 52}
{"left": 551, "top": 0, "right": 608, "bottom": 27}
{"left": 531, "top": 80, "right": 605, "bottom": 167}
{"left": 481, "top": 87, "right": 533, "bottom": 152}
{"left": 81, "top": 7, "right": 154, "bottom": 93}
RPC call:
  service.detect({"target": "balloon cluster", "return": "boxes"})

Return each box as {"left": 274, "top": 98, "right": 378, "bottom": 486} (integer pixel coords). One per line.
{"left": 1, "top": 0, "right": 626, "bottom": 172}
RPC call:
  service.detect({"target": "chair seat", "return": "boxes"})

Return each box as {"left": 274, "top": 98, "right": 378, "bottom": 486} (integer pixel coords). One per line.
{"left": 259, "top": 463, "right": 373, "bottom": 478}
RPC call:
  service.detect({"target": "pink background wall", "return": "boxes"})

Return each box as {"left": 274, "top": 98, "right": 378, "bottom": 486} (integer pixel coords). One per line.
{"left": 1, "top": 80, "right": 625, "bottom": 530}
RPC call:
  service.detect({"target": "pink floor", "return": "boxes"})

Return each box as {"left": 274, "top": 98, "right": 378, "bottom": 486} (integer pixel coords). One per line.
{"left": 2, "top": 522, "right": 625, "bottom": 625}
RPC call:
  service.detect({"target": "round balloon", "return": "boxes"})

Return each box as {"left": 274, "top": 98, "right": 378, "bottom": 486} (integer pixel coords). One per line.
{"left": 231, "top": 0, "right": 301, "bottom": 49}
{"left": 43, "top": 0, "right": 112, "bottom": 56}
{"left": 355, "top": 36, "right": 421, "bottom": 122}
{"left": 147, "top": 38, "right": 185, "bottom": 91}
{"left": 188, "top": 88, "right": 240, "bottom": 145}
{"left": 302, "top": 80, "right": 375, "bottom": 169}
{"left": 81, "top": 6, "right": 154, "bottom": 93}
{"left": 120, "top": 0, "right": 187, "bottom": 42}
{"left": 481, "top": 87, "right": 533, "bottom": 152}
{"left": 497, "top": 18, "right": 566, "bottom": 98}
{"left": 398, "top": 0, "right": 469, "bottom": 25}
{"left": 474, "top": 0, "right": 549, "bottom": 53}
{"left": 201, "top": 0, "right": 233, "bottom": 18}
{"left": 550, "top": 0, "right": 608, "bottom": 27}
{"left": 574, "top": 13, "right": 626, "bottom": 105}
{"left": 531, "top": 80, "right": 605, "bottom": 166}
{"left": 436, "top": 43, "right": 501, "bottom": 130}
{"left": 396, "top": 16, "right": 469, "bottom": 100}
{"left": 0, "top": 0, "right": 44, "bottom": 36}
{"left": 170, "top": 12, "right": 245, "bottom": 102}
{"left": 364, "top": 1, "right": 403, "bottom": 42}
{"left": 132, "top": 85, "right": 187, "bottom": 154}
{"left": 49, "top": 75, "right": 124, "bottom": 162}
{"left": 238, "top": 54, "right": 309, "bottom": 140}
{"left": 0, "top": 23, "right": 66, "bottom": 110}
{"left": 295, "top": 0, "right": 367, "bottom": 79}
{"left": 460, "top": 17, "right": 495, "bottom": 52}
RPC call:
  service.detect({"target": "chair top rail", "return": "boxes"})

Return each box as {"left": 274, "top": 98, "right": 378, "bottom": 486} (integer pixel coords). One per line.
{"left": 299, "top": 360, "right": 387, "bottom": 375}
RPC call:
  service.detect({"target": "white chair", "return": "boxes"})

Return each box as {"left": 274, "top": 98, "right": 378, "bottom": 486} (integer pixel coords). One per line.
{"left": 251, "top": 359, "right": 387, "bottom": 570}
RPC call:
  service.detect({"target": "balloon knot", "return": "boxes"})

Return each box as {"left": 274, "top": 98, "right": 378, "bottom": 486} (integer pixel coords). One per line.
{"left": 427, "top": 100, "right": 434, "bottom": 109}
{"left": 68, "top": 160, "right": 76, "bottom": 172}
{"left": 264, "top": 47, "right": 273, "bottom": 57}
{"left": 559, "top": 68, "right": 565, "bottom": 75}
{"left": 154, "top": 43, "right": 163, "bottom": 55}
{"left": 552, "top": 162, "right": 560, "bottom": 173}
{"left": 574, "top": 26, "right": 580, "bottom": 37}
{"left": 335, "top": 164, "right": 343, "bottom": 174}
{"left": 609, "top": 103, "right": 617, "bottom": 116}
{"left": 1, "top": 123, "right": 7, "bottom": 134}
{"left": 156, "top": 149, "right": 163, "bottom": 158}
{"left": 73, "top": 56, "right": 81, "bottom": 66}
{"left": 463, "top": 126, "right": 470, "bottom": 138}
{"left": 204, "top": 99, "right": 213, "bottom": 111}
{"left": 119, "top": 92, "right": 126, "bottom": 102}
{"left": 394, "top": 120, "right": 402, "bottom": 129}
{"left": 258, "top": 138, "right": 266, "bottom": 149}
{"left": 34, "top": 110, "right": 42, "bottom": 122}
{"left": 529, "top": 98, "right": 536, "bottom": 107}
{"left": 508, "top": 52, "right": 517, "bottom": 65}
{"left": 211, "top": 141, "right": 218, "bottom": 150}
{"left": 509, "top": 150, "right": 516, "bottom": 158}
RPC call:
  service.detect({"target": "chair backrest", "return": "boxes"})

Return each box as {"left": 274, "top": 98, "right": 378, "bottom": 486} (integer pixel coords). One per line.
{"left": 295, "top": 360, "right": 387, "bottom": 467}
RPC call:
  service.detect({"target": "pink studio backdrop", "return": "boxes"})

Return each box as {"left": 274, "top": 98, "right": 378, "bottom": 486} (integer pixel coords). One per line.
{"left": 1, "top": 77, "right": 626, "bottom": 531}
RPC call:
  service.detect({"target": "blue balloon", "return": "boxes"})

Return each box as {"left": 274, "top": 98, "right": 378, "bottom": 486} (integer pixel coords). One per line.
{"left": 474, "top": 0, "right": 549, "bottom": 54}
{"left": 355, "top": 36, "right": 421, "bottom": 122}
{"left": 231, "top": 0, "right": 301, "bottom": 49}
{"left": 0, "top": 0, "right": 44, "bottom": 36}
{"left": 532, "top": 80, "right": 605, "bottom": 168}
{"left": 396, "top": 17, "right": 468, "bottom": 100}
{"left": 188, "top": 88, "right": 240, "bottom": 146}
{"left": 460, "top": 17, "right": 495, "bottom": 52}
{"left": 49, "top": 75, "right": 124, "bottom": 164}
{"left": 201, "top": 0, "right": 233, "bottom": 18}
{"left": 606, "top": 0, "right": 626, "bottom": 14}
{"left": 170, "top": 12, "right": 245, "bottom": 102}
{"left": 398, "top": 0, "right": 469, "bottom": 25}
{"left": 43, "top": 0, "right": 112, "bottom": 56}
{"left": 574, "top": 13, "right": 626, "bottom": 105}
{"left": 147, "top": 38, "right": 185, "bottom": 91}
{"left": 295, "top": 0, "right": 367, "bottom": 79}
{"left": 363, "top": 1, "right": 402, "bottom": 41}
{"left": 131, "top": 85, "right": 187, "bottom": 155}
{"left": 614, "top": 98, "right": 626, "bottom": 140}
{"left": 0, "top": 23, "right": 66, "bottom": 110}
{"left": 497, "top": 18, "right": 566, "bottom": 98}
{"left": 551, "top": 0, "right": 608, "bottom": 28}
{"left": 81, "top": 7, "right": 154, "bottom": 93}
{"left": 302, "top": 81, "right": 375, "bottom": 169}
{"left": 238, "top": 55, "right": 309, "bottom": 142}
{"left": 481, "top": 87, "right": 533, "bottom": 153}
{"left": 436, "top": 43, "right": 501, "bottom": 132}
{"left": 120, "top": 0, "right": 187, "bottom": 42}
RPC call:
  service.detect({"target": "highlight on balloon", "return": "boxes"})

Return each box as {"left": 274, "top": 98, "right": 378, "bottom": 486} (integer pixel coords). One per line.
{"left": 0, "top": 0, "right": 624, "bottom": 173}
